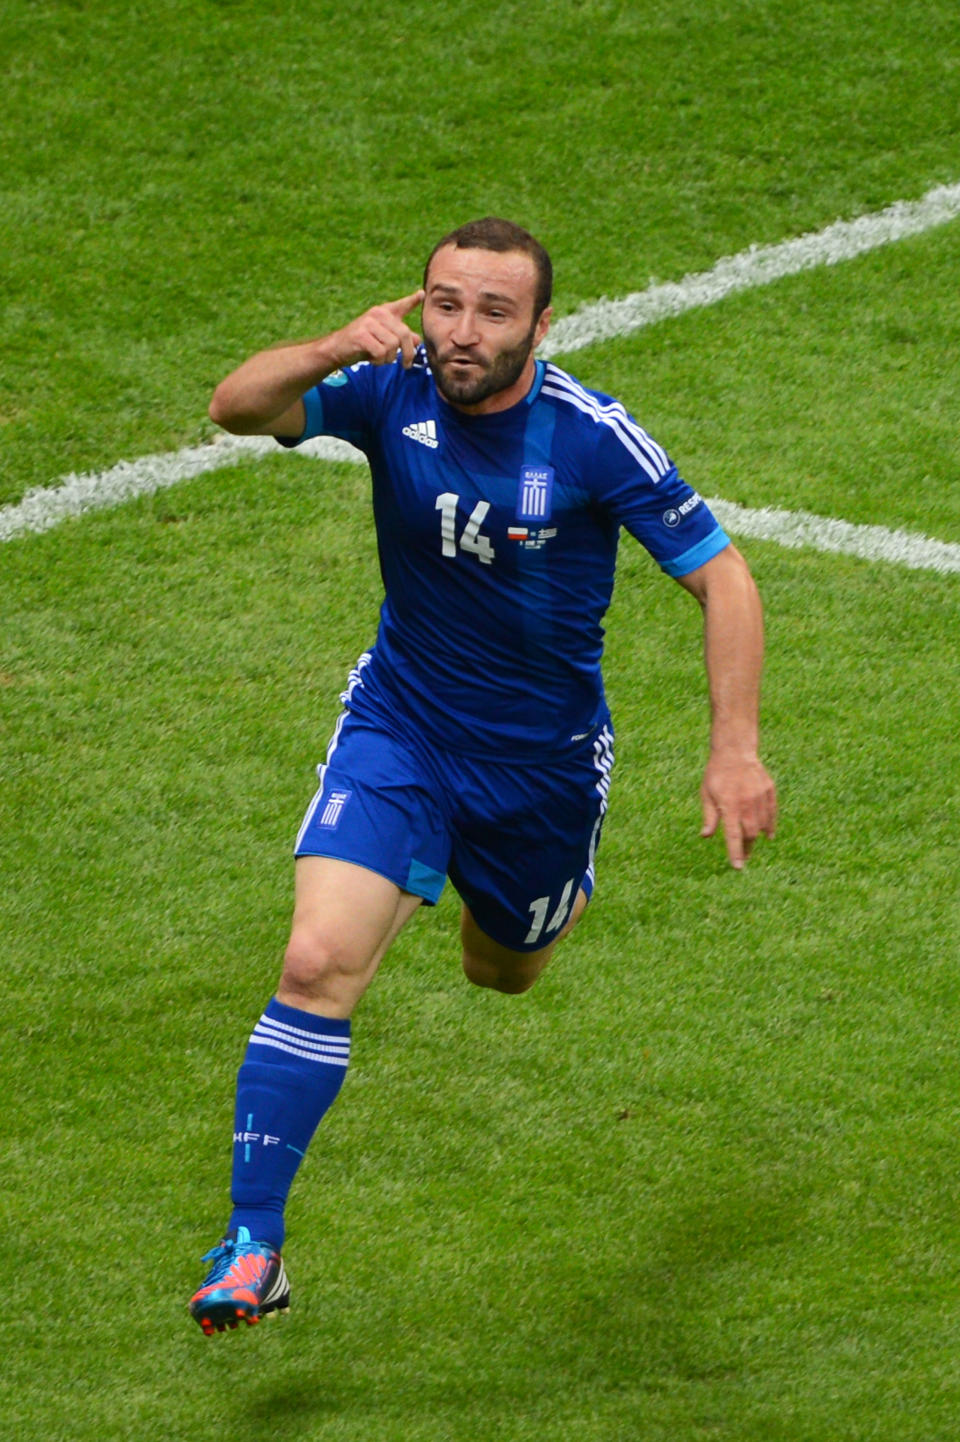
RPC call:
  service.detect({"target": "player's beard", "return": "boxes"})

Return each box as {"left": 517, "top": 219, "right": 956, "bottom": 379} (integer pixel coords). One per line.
{"left": 423, "top": 320, "right": 538, "bottom": 408}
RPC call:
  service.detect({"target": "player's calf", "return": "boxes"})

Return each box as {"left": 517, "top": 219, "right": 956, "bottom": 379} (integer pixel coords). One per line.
{"left": 461, "top": 947, "right": 550, "bottom": 994}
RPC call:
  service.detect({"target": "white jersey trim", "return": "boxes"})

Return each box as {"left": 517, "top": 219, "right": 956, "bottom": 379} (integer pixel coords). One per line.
{"left": 541, "top": 365, "right": 671, "bottom": 481}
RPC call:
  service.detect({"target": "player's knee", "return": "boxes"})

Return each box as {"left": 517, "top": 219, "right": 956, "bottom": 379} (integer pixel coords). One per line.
{"left": 281, "top": 924, "right": 363, "bottom": 1002}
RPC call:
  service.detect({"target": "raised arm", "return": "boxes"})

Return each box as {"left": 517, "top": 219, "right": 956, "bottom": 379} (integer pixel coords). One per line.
{"left": 208, "top": 289, "right": 425, "bottom": 438}
{"left": 675, "top": 543, "right": 778, "bottom": 869}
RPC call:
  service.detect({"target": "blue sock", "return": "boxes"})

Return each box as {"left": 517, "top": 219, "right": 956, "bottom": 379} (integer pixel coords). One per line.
{"left": 228, "top": 997, "right": 351, "bottom": 1250}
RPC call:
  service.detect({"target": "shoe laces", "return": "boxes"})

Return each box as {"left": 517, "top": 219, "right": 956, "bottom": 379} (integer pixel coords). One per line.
{"left": 200, "top": 1226, "right": 254, "bottom": 1281}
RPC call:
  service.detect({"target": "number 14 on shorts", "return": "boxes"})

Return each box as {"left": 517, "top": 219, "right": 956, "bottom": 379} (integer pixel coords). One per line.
{"left": 525, "top": 878, "right": 576, "bottom": 945}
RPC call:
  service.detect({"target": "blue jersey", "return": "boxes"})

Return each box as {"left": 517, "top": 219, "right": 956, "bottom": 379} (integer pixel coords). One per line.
{"left": 281, "top": 351, "right": 729, "bottom": 760}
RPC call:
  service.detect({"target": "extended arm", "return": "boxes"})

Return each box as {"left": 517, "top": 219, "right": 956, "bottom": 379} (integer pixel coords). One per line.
{"left": 208, "top": 289, "right": 425, "bottom": 438}
{"left": 676, "top": 544, "right": 777, "bottom": 869}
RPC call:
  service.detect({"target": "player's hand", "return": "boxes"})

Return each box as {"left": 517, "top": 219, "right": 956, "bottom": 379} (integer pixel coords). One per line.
{"left": 332, "top": 289, "right": 425, "bottom": 369}
{"left": 700, "top": 751, "right": 777, "bottom": 870}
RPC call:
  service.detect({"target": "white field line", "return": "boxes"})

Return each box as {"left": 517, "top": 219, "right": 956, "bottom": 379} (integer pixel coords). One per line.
{"left": 706, "top": 499, "right": 960, "bottom": 575}
{"left": 541, "top": 179, "right": 960, "bottom": 354}
{"left": 5, "top": 427, "right": 956, "bottom": 573}
{"left": 0, "top": 434, "right": 362, "bottom": 545}
{"left": 3, "top": 180, "right": 960, "bottom": 573}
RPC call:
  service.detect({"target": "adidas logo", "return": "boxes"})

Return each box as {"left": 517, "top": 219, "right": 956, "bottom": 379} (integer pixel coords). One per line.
{"left": 402, "top": 419, "right": 439, "bottom": 449}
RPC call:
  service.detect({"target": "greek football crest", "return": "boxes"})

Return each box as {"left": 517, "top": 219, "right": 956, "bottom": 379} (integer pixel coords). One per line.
{"left": 517, "top": 465, "right": 554, "bottom": 522}
{"left": 319, "top": 788, "right": 352, "bottom": 828}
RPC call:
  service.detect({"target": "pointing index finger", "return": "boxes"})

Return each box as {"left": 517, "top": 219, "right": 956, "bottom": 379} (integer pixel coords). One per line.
{"left": 384, "top": 289, "right": 425, "bottom": 317}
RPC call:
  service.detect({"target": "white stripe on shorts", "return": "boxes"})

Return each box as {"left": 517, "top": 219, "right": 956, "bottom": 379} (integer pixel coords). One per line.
{"left": 294, "top": 652, "right": 372, "bottom": 851}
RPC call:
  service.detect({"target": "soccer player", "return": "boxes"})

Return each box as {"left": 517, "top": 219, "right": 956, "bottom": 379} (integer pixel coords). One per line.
{"left": 188, "top": 218, "right": 777, "bottom": 1334}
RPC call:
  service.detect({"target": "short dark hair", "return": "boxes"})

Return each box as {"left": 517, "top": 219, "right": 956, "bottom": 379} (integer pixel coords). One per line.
{"left": 424, "top": 217, "right": 553, "bottom": 320}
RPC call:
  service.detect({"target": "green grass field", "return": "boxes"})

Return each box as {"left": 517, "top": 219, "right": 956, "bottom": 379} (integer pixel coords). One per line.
{"left": 2, "top": 2, "right": 960, "bottom": 1438}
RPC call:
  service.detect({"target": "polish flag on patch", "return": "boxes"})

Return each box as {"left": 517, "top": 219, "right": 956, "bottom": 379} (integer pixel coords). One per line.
{"left": 508, "top": 527, "right": 529, "bottom": 539}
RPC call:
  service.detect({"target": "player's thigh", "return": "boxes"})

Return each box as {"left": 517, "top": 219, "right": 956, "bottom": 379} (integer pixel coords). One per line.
{"left": 459, "top": 887, "right": 589, "bottom": 993}
{"left": 290, "top": 855, "right": 421, "bottom": 965}
{"left": 284, "top": 709, "right": 450, "bottom": 1009}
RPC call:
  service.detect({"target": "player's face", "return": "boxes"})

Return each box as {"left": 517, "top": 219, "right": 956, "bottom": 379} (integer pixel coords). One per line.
{"left": 421, "top": 246, "right": 552, "bottom": 414}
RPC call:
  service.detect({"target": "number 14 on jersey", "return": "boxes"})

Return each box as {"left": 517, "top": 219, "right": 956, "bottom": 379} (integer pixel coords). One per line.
{"left": 435, "top": 492, "right": 496, "bottom": 565}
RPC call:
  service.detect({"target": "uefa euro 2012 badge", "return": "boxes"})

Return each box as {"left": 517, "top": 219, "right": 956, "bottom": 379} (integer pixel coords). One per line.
{"left": 322, "top": 370, "right": 349, "bottom": 387}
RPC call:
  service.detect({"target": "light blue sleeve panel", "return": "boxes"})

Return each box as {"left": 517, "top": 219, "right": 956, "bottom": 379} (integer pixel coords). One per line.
{"left": 659, "top": 526, "right": 731, "bottom": 578}
{"left": 300, "top": 383, "right": 327, "bottom": 438}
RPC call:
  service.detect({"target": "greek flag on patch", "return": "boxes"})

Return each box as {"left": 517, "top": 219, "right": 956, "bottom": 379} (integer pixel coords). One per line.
{"left": 517, "top": 465, "right": 554, "bottom": 522}
{"left": 319, "top": 789, "right": 352, "bottom": 828}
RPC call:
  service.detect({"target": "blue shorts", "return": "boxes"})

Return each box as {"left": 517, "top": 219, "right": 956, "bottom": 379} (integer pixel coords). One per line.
{"left": 294, "top": 682, "right": 615, "bottom": 953}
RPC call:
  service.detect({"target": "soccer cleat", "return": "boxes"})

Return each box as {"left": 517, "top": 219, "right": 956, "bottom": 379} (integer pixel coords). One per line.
{"left": 188, "top": 1226, "right": 290, "bottom": 1335}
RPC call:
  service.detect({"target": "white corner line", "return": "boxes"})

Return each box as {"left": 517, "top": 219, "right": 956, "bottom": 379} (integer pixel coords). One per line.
{"left": 3, "top": 180, "right": 960, "bottom": 573}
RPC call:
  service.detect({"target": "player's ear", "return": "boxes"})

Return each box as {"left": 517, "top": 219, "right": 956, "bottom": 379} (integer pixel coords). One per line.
{"left": 534, "top": 306, "right": 552, "bottom": 347}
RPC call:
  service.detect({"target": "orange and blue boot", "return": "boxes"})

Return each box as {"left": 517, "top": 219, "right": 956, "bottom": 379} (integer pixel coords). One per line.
{"left": 188, "top": 1227, "right": 290, "bottom": 1335}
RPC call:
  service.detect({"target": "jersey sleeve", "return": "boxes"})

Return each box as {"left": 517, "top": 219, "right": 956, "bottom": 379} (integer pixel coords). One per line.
{"left": 275, "top": 362, "right": 381, "bottom": 451}
{"left": 592, "top": 411, "right": 730, "bottom": 577}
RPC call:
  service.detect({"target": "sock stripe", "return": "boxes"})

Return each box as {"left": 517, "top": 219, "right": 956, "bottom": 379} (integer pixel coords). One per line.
{"left": 251, "top": 1029, "right": 350, "bottom": 1056}
{"left": 249, "top": 1016, "right": 351, "bottom": 1067}
{"left": 249, "top": 1034, "right": 350, "bottom": 1067}
{"left": 256, "top": 1015, "right": 350, "bottom": 1048}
